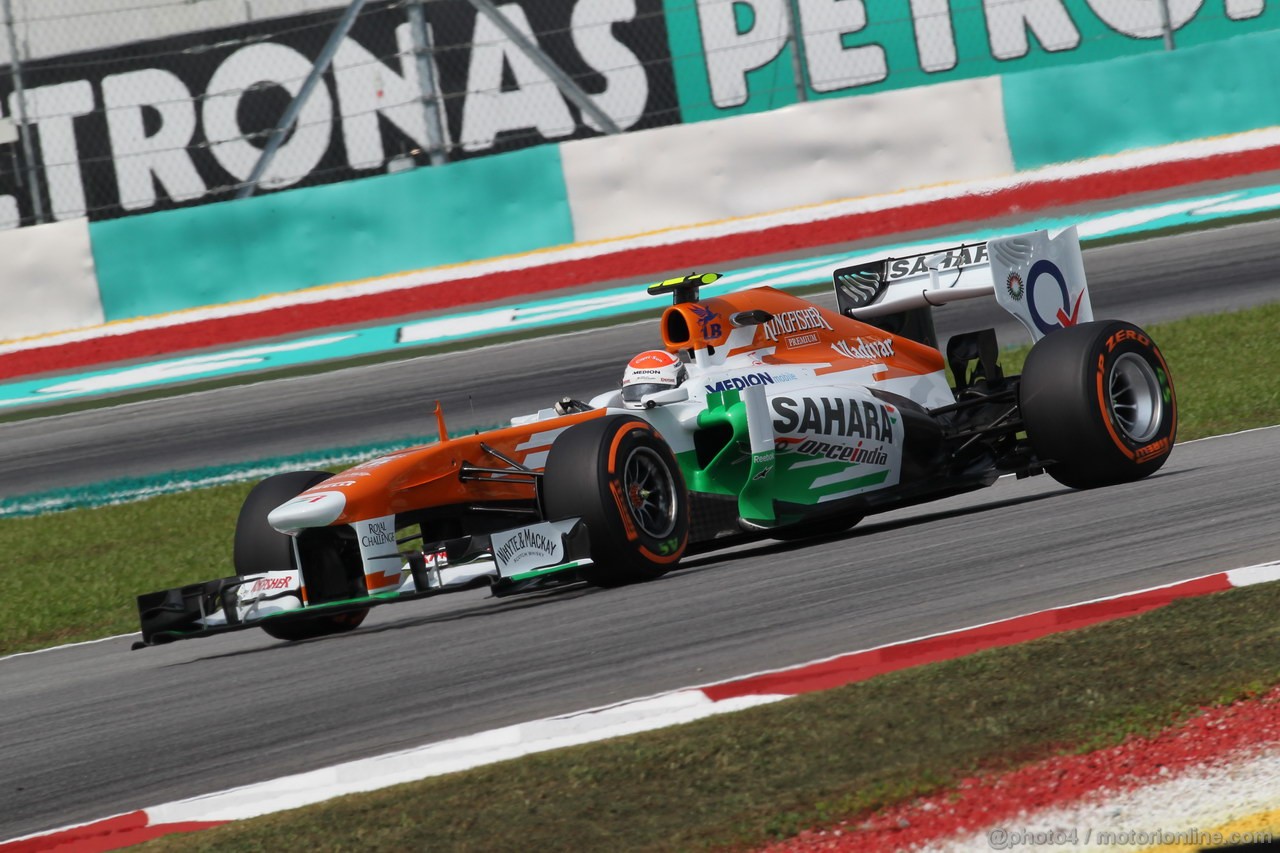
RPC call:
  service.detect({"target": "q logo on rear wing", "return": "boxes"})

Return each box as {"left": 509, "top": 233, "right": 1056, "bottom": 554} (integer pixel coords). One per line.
{"left": 988, "top": 227, "right": 1093, "bottom": 342}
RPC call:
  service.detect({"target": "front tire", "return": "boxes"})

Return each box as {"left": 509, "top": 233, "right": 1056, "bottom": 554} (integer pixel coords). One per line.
{"left": 1019, "top": 320, "right": 1176, "bottom": 489}
{"left": 542, "top": 415, "right": 688, "bottom": 587}
{"left": 234, "top": 470, "right": 369, "bottom": 641}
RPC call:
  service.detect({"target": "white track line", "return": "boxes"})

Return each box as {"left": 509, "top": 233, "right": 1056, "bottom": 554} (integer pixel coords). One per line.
{"left": 4, "top": 558, "right": 1278, "bottom": 848}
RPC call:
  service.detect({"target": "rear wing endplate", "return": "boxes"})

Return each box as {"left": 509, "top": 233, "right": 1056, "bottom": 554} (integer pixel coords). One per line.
{"left": 832, "top": 227, "right": 1093, "bottom": 342}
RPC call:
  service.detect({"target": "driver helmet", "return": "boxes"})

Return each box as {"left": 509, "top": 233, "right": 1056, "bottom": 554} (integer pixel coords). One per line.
{"left": 621, "top": 350, "right": 687, "bottom": 408}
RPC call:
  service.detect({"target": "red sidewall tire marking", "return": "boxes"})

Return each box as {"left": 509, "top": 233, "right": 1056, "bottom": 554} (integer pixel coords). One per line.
{"left": 1095, "top": 353, "right": 1138, "bottom": 461}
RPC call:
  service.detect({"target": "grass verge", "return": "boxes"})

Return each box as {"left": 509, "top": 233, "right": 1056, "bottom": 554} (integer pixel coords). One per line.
{"left": 0, "top": 481, "right": 254, "bottom": 652}
{"left": 2, "top": 302, "right": 1279, "bottom": 655}
{"left": 1000, "top": 301, "right": 1280, "bottom": 441}
{"left": 134, "top": 580, "right": 1280, "bottom": 852}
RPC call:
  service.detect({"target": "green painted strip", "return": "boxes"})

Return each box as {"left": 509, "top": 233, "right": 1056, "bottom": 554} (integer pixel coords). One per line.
{"left": 0, "top": 436, "right": 433, "bottom": 518}
{"left": 89, "top": 145, "right": 573, "bottom": 321}
{"left": 258, "top": 592, "right": 397, "bottom": 618}
{"left": 1, "top": 423, "right": 522, "bottom": 518}
{"left": 1004, "top": 28, "right": 1280, "bottom": 170}
{"left": 810, "top": 468, "right": 889, "bottom": 498}
{"left": 506, "top": 560, "right": 588, "bottom": 582}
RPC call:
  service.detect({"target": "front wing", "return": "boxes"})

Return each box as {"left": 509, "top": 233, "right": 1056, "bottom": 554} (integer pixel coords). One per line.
{"left": 133, "top": 518, "right": 592, "bottom": 648}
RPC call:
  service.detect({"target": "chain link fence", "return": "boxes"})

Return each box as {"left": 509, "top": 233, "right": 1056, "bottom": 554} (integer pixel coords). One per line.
{"left": 0, "top": 0, "right": 678, "bottom": 227}
{"left": 0, "top": 0, "right": 1266, "bottom": 229}
{"left": 678, "top": 0, "right": 1213, "bottom": 113}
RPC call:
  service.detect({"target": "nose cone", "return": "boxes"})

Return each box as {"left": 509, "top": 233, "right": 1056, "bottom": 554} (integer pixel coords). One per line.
{"left": 268, "top": 490, "right": 347, "bottom": 534}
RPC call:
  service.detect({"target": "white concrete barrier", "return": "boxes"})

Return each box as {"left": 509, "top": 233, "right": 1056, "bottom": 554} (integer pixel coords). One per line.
{"left": 560, "top": 76, "right": 1014, "bottom": 243}
{"left": 0, "top": 218, "right": 100, "bottom": 341}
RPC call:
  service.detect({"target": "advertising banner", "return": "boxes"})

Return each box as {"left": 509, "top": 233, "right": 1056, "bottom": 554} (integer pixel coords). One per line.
{"left": 2, "top": 0, "right": 1276, "bottom": 230}
{"left": 0, "top": 0, "right": 678, "bottom": 225}
{"left": 665, "top": 0, "right": 1279, "bottom": 123}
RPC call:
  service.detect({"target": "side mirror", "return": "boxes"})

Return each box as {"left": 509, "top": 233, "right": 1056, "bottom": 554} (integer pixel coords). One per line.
{"left": 641, "top": 386, "right": 690, "bottom": 408}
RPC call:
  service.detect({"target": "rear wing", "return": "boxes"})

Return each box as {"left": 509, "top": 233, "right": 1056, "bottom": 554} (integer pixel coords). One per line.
{"left": 832, "top": 227, "right": 1092, "bottom": 343}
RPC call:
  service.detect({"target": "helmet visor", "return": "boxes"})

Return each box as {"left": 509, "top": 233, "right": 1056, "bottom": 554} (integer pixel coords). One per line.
{"left": 621, "top": 382, "right": 672, "bottom": 404}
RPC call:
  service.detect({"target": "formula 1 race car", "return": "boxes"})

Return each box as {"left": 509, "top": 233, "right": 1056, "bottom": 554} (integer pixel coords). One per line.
{"left": 135, "top": 227, "right": 1177, "bottom": 646}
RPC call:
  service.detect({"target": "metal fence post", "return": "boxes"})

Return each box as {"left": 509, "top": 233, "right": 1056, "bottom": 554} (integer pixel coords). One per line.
{"left": 785, "top": 0, "right": 808, "bottom": 102}
{"left": 407, "top": 0, "right": 449, "bottom": 166}
{"left": 237, "top": 0, "right": 369, "bottom": 200}
{"left": 1158, "top": 0, "right": 1176, "bottom": 49}
{"left": 464, "top": 0, "right": 621, "bottom": 134}
{"left": 2, "top": 0, "right": 45, "bottom": 223}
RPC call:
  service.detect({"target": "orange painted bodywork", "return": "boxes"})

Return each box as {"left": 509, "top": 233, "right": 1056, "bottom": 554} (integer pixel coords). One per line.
{"left": 295, "top": 287, "right": 944, "bottom": 528}
{"left": 298, "top": 409, "right": 608, "bottom": 525}
{"left": 661, "top": 286, "right": 944, "bottom": 378}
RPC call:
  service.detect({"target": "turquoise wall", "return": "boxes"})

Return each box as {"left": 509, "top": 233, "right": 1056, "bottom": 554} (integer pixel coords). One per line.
{"left": 90, "top": 145, "right": 573, "bottom": 321}
{"left": 1003, "top": 29, "right": 1280, "bottom": 169}
{"left": 85, "top": 14, "right": 1280, "bottom": 325}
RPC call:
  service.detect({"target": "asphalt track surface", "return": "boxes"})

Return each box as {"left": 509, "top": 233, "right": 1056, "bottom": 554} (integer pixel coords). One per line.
{"left": 3, "top": 217, "right": 1280, "bottom": 497}
{"left": 4, "top": 429, "right": 1279, "bottom": 840}
{"left": 2, "top": 222, "right": 1279, "bottom": 839}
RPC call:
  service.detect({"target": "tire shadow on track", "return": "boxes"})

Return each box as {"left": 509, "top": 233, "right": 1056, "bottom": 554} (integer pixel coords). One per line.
{"left": 662, "top": 467, "right": 1191, "bottom": 581}
{"left": 160, "top": 469, "right": 1193, "bottom": 665}
{"left": 161, "top": 584, "right": 608, "bottom": 665}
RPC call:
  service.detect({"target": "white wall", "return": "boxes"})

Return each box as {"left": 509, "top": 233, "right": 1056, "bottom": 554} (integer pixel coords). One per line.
{"left": 560, "top": 76, "right": 1015, "bottom": 243}
{"left": 0, "top": 218, "right": 100, "bottom": 340}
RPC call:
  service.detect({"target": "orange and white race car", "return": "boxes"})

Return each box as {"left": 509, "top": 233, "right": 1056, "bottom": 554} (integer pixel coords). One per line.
{"left": 135, "top": 227, "right": 1176, "bottom": 646}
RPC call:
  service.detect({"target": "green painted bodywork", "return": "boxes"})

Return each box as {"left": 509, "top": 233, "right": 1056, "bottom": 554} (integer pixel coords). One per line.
{"left": 682, "top": 389, "right": 751, "bottom": 498}
{"left": 674, "top": 390, "right": 900, "bottom": 527}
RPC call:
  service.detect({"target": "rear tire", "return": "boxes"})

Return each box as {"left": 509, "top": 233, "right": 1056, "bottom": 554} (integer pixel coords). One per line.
{"left": 542, "top": 415, "right": 688, "bottom": 587}
{"left": 1019, "top": 320, "right": 1176, "bottom": 489}
{"left": 234, "top": 471, "right": 369, "bottom": 641}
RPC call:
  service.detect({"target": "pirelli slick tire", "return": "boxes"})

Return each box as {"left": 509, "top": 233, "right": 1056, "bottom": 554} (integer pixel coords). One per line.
{"left": 542, "top": 415, "right": 688, "bottom": 587}
{"left": 1020, "top": 320, "right": 1176, "bottom": 489}
{"left": 234, "top": 470, "right": 369, "bottom": 641}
